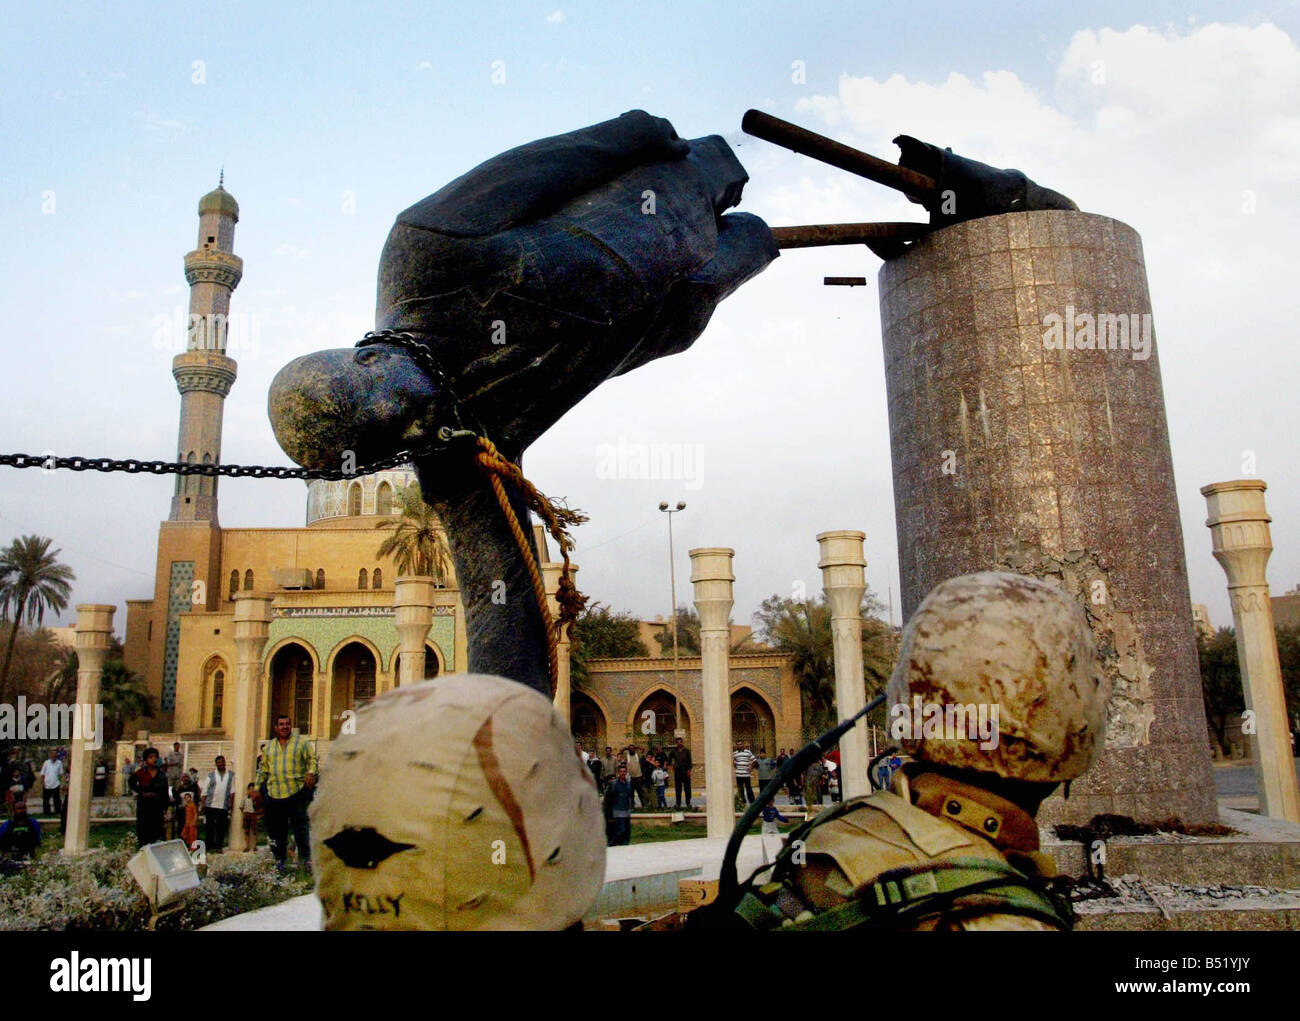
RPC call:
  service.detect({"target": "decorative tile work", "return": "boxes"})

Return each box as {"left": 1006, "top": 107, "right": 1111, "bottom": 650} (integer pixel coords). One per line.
{"left": 266, "top": 611, "right": 454, "bottom": 672}
{"left": 162, "top": 561, "right": 195, "bottom": 711}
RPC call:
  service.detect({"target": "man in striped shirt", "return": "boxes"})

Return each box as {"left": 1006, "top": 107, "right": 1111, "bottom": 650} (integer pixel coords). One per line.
{"left": 733, "top": 744, "right": 757, "bottom": 805}
{"left": 256, "top": 714, "right": 318, "bottom": 871}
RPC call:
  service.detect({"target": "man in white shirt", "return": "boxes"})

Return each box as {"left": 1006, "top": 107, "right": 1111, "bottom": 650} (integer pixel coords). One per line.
{"left": 203, "top": 755, "right": 236, "bottom": 853}
{"left": 732, "top": 744, "right": 758, "bottom": 806}
{"left": 40, "top": 751, "right": 64, "bottom": 816}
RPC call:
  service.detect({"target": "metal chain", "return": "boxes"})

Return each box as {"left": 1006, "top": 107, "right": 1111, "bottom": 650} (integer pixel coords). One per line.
{"left": 0, "top": 447, "right": 446, "bottom": 481}
{"left": 0, "top": 330, "right": 481, "bottom": 481}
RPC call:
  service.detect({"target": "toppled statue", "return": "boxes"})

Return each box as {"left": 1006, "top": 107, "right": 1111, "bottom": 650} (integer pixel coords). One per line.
{"left": 269, "top": 111, "right": 777, "bottom": 696}
{"left": 270, "top": 110, "right": 777, "bottom": 470}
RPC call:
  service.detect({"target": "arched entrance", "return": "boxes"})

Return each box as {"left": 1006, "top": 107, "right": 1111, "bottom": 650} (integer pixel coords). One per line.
{"left": 570, "top": 692, "right": 608, "bottom": 752}
{"left": 730, "top": 687, "right": 776, "bottom": 755}
{"left": 330, "top": 641, "right": 378, "bottom": 738}
{"left": 631, "top": 689, "right": 691, "bottom": 754}
{"left": 268, "top": 643, "right": 315, "bottom": 735}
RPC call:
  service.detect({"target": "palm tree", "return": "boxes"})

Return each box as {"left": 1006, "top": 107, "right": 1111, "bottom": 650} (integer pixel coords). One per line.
{"left": 374, "top": 483, "right": 453, "bottom": 582}
{"left": 0, "top": 535, "right": 75, "bottom": 702}
{"left": 753, "top": 592, "right": 897, "bottom": 739}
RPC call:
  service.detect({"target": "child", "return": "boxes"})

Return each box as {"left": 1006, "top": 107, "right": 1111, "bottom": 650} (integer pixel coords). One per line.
{"left": 760, "top": 801, "right": 789, "bottom": 835}
{"left": 5, "top": 768, "right": 24, "bottom": 816}
{"left": 651, "top": 764, "right": 668, "bottom": 809}
{"left": 181, "top": 791, "right": 199, "bottom": 850}
{"left": 240, "top": 783, "right": 259, "bottom": 852}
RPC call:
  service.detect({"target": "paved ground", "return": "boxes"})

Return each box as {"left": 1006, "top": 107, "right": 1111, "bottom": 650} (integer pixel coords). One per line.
{"left": 1213, "top": 759, "right": 1300, "bottom": 798}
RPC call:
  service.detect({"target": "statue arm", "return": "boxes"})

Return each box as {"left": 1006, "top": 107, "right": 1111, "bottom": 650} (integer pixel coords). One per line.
{"left": 395, "top": 109, "right": 690, "bottom": 238}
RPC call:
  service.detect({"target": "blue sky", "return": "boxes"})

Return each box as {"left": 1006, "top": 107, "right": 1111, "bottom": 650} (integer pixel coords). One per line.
{"left": 2, "top": 1, "right": 1298, "bottom": 635}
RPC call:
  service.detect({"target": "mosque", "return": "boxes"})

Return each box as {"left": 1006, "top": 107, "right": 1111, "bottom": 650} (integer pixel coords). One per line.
{"left": 119, "top": 182, "right": 804, "bottom": 776}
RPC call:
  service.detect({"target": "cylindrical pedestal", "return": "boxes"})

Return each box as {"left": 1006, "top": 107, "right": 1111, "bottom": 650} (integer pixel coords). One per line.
{"left": 691, "top": 547, "right": 735, "bottom": 838}
{"left": 230, "top": 594, "right": 273, "bottom": 849}
{"left": 1202, "top": 480, "right": 1300, "bottom": 821}
{"left": 879, "top": 210, "right": 1216, "bottom": 825}
{"left": 394, "top": 576, "right": 436, "bottom": 691}
{"left": 817, "top": 531, "right": 870, "bottom": 800}
{"left": 63, "top": 605, "right": 115, "bottom": 856}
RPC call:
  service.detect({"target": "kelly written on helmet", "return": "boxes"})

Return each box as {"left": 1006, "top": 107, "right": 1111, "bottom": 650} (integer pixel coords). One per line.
{"left": 312, "top": 674, "right": 605, "bottom": 930}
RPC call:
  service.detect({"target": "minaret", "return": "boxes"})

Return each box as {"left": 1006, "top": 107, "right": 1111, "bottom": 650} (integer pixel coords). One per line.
{"left": 170, "top": 176, "right": 242, "bottom": 522}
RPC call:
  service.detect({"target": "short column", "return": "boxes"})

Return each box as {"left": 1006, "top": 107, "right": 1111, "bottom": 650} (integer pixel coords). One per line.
{"left": 817, "top": 531, "right": 871, "bottom": 800}
{"left": 230, "top": 594, "right": 274, "bottom": 848}
{"left": 394, "top": 576, "right": 436, "bottom": 690}
{"left": 1202, "top": 480, "right": 1300, "bottom": 822}
{"left": 63, "top": 605, "right": 115, "bottom": 855}
{"left": 691, "top": 547, "right": 735, "bottom": 839}
{"left": 543, "top": 561, "right": 577, "bottom": 721}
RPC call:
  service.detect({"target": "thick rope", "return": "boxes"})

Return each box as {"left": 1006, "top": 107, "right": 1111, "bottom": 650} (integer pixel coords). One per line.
{"left": 473, "top": 437, "right": 588, "bottom": 696}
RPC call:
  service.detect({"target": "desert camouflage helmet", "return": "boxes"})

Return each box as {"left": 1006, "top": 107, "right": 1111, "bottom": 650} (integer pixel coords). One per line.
{"left": 885, "top": 571, "right": 1107, "bottom": 782}
{"left": 312, "top": 674, "right": 605, "bottom": 930}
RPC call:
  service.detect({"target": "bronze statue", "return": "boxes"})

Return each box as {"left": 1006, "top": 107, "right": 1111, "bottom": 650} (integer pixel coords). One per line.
{"left": 269, "top": 111, "right": 778, "bottom": 695}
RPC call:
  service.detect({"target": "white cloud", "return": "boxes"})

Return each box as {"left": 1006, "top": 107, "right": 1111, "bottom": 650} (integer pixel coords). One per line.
{"left": 546, "top": 9, "right": 565, "bottom": 25}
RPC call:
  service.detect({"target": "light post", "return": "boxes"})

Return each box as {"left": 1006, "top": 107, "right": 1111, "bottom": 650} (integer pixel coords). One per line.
{"left": 659, "top": 501, "right": 686, "bottom": 733}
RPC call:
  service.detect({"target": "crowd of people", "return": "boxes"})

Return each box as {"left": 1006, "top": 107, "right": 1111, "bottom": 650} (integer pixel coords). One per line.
{"left": 122, "top": 744, "right": 264, "bottom": 856}
{"left": 125, "top": 717, "right": 317, "bottom": 872}
{"left": 576, "top": 736, "right": 850, "bottom": 847}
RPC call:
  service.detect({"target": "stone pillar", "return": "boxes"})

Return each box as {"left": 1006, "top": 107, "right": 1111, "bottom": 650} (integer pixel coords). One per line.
{"left": 394, "top": 576, "right": 436, "bottom": 691}
{"left": 230, "top": 593, "right": 273, "bottom": 848}
{"left": 879, "top": 210, "right": 1216, "bottom": 825}
{"left": 543, "top": 561, "right": 576, "bottom": 722}
{"left": 817, "top": 531, "right": 870, "bottom": 800}
{"left": 63, "top": 605, "right": 115, "bottom": 856}
{"left": 1202, "top": 480, "right": 1300, "bottom": 821}
{"left": 691, "top": 548, "right": 735, "bottom": 838}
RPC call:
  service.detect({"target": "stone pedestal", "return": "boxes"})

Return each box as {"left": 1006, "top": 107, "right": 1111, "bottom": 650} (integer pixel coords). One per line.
{"left": 63, "top": 605, "right": 115, "bottom": 856}
{"left": 1202, "top": 480, "right": 1300, "bottom": 822}
{"left": 879, "top": 210, "right": 1216, "bottom": 825}
{"left": 393, "top": 576, "right": 436, "bottom": 691}
{"left": 691, "top": 547, "right": 735, "bottom": 838}
{"left": 230, "top": 593, "right": 273, "bottom": 848}
{"left": 817, "top": 531, "right": 871, "bottom": 799}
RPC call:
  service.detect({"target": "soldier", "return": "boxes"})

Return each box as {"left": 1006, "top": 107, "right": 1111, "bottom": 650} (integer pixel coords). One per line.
{"left": 312, "top": 675, "right": 605, "bottom": 930}
{"left": 704, "top": 571, "right": 1107, "bottom": 931}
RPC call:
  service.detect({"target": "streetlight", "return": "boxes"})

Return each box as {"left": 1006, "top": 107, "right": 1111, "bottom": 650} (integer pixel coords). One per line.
{"left": 659, "top": 500, "right": 686, "bottom": 735}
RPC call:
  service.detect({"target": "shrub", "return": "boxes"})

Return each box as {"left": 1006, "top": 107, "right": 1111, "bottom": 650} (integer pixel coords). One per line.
{"left": 0, "top": 846, "right": 312, "bottom": 931}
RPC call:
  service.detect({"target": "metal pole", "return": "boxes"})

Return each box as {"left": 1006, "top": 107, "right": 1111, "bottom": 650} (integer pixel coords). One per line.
{"left": 660, "top": 501, "right": 686, "bottom": 735}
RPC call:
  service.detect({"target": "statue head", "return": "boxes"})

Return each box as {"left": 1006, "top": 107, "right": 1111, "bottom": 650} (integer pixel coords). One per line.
{"left": 268, "top": 340, "right": 444, "bottom": 470}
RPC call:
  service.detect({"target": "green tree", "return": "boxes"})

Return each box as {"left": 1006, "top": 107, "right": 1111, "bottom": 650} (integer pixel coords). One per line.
{"left": 51, "top": 638, "right": 153, "bottom": 745}
{"left": 374, "top": 484, "right": 453, "bottom": 582}
{"left": 652, "top": 606, "right": 704, "bottom": 656}
{"left": 570, "top": 602, "right": 649, "bottom": 687}
{"left": 0, "top": 536, "right": 75, "bottom": 703}
{"left": 1278, "top": 624, "right": 1300, "bottom": 733}
{"left": 753, "top": 591, "right": 896, "bottom": 739}
{"left": 1197, "top": 626, "right": 1243, "bottom": 756}
{"left": 1, "top": 626, "right": 70, "bottom": 703}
